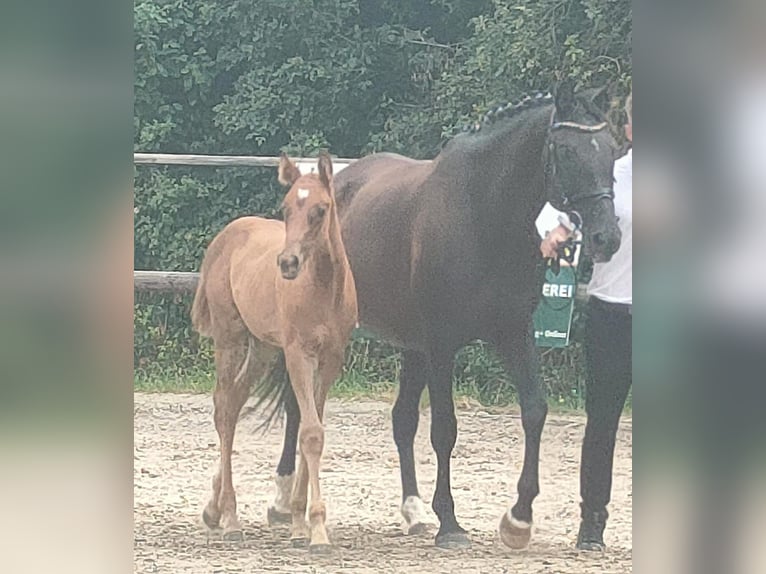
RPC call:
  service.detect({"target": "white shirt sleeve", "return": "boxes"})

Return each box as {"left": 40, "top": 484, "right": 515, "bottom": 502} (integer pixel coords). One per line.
{"left": 535, "top": 202, "right": 566, "bottom": 238}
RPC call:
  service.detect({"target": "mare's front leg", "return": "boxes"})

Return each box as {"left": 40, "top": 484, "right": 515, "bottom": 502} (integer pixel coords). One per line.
{"left": 203, "top": 337, "right": 253, "bottom": 541}
{"left": 268, "top": 370, "right": 300, "bottom": 526}
{"left": 392, "top": 350, "right": 430, "bottom": 534}
{"left": 495, "top": 325, "right": 548, "bottom": 549}
{"left": 427, "top": 349, "right": 470, "bottom": 549}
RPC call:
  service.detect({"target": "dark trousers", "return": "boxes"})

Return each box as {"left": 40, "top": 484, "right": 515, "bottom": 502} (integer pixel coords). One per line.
{"left": 581, "top": 296, "right": 632, "bottom": 513}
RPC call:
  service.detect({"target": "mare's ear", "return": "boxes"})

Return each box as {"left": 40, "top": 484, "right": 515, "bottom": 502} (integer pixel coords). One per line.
{"left": 317, "top": 150, "right": 334, "bottom": 193}
{"left": 278, "top": 152, "right": 301, "bottom": 187}
{"left": 554, "top": 77, "right": 577, "bottom": 119}
{"left": 579, "top": 84, "right": 610, "bottom": 114}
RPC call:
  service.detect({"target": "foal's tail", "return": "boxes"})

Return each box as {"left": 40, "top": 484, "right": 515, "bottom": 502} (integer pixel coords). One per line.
{"left": 191, "top": 271, "right": 212, "bottom": 337}
{"left": 248, "top": 349, "right": 299, "bottom": 433}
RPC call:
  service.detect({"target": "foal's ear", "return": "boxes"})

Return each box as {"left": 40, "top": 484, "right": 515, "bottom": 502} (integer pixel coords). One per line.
{"left": 317, "top": 151, "right": 333, "bottom": 192}
{"left": 553, "top": 77, "right": 577, "bottom": 119}
{"left": 278, "top": 152, "right": 302, "bottom": 187}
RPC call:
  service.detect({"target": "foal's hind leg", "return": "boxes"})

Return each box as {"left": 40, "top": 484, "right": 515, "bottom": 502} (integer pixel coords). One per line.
{"left": 392, "top": 350, "right": 430, "bottom": 534}
{"left": 204, "top": 337, "right": 276, "bottom": 540}
{"left": 203, "top": 338, "right": 251, "bottom": 540}
{"left": 496, "top": 326, "right": 547, "bottom": 550}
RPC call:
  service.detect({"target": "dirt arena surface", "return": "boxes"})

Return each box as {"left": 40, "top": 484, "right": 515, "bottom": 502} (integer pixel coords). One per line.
{"left": 134, "top": 393, "right": 632, "bottom": 573}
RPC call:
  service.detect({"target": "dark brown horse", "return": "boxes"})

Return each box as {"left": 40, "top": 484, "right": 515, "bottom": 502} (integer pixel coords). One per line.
{"left": 269, "top": 83, "right": 622, "bottom": 550}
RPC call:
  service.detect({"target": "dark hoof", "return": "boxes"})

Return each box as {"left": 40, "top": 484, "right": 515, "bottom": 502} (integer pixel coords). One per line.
{"left": 407, "top": 522, "right": 429, "bottom": 536}
{"left": 498, "top": 512, "right": 532, "bottom": 549}
{"left": 435, "top": 531, "right": 471, "bottom": 550}
{"left": 308, "top": 543, "right": 333, "bottom": 555}
{"left": 291, "top": 537, "right": 309, "bottom": 548}
{"left": 223, "top": 529, "right": 244, "bottom": 542}
{"left": 202, "top": 508, "right": 220, "bottom": 529}
{"left": 267, "top": 506, "right": 292, "bottom": 526}
{"left": 576, "top": 539, "right": 606, "bottom": 552}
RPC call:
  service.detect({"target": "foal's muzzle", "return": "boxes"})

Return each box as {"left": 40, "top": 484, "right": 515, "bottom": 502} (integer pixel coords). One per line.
{"left": 277, "top": 253, "right": 301, "bottom": 280}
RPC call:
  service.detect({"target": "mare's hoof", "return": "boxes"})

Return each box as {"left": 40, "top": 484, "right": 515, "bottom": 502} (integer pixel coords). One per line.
{"left": 267, "top": 506, "right": 292, "bottom": 526}
{"left": 308, "top": 543, "right": 333, "bottom": 555}
{"left": 202, "top": 508, "right": 220, "bottom": 529}
{"left": 407, "top": 522, "right": 429, "bottom": 536}
{"left": 291, "top": 537, "right": 309, "bottom": 548}
{"left": 498, "top": 512, "right": 532, "bottom": 549}
{"left": 576, "top": 539, "right": 606, "bottom": 552}
{"left": 223, "top": 529, "right": 244, "bottom": 542}
{"left": 435, "top": 531, "right": 471, "bottom": 550}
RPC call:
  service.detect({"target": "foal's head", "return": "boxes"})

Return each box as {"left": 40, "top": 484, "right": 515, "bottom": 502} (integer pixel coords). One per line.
{"left": 276, "top": 151, "right": 336, "bottom": 280}
{"left": 546, "top": 82, "right": 622, "bottom": 262}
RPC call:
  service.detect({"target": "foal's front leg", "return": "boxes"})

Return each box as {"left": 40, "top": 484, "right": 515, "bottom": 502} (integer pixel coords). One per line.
{"left": 284, "top": 347, "right": 331, "bottom": 553}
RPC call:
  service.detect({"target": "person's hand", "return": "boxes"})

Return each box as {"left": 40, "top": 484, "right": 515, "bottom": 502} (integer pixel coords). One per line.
{"left": 540, "top": 224, "right": 572, "bottom": 258}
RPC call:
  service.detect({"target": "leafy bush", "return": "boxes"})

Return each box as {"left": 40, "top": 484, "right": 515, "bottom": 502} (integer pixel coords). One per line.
{"left": 134, "top": 0, "right": 631, "bottom": 407}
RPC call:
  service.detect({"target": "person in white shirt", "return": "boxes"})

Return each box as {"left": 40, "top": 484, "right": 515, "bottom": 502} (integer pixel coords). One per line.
{"left": 578, "top": 92, "right": 632, "bottom": 551}
{"left": 537, "top": 91, "right": 632, "bottom": 550}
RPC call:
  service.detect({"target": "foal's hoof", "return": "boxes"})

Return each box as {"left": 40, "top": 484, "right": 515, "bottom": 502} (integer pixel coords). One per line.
{"left": 435, "top": 531, "right": 471, "bottom": 550}
{"left": 498, "top": 512, "right": 532, "bottom": 549}
{"left": 309, "top": 543, "right": 333, "bottom": 555}
{"left": 291, "top": 537, "right": 309, "bottom": 548}
{"left": 223, "top": 529, "right": 244, "bottom": 542}
{"left": 202, "top": 508, "right": 220, "bottom": 529}
{"left": 267, "top": 506, "right": 292, "bottom": 526}
{"left": 407, "top": 522, "right": 429, "bottom": 536}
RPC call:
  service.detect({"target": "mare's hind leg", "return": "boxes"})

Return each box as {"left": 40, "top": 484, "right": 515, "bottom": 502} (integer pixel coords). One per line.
{"left": 392, "top": 350, "right": 430, "bottom": 534}
{"left": 496, "top": 325, "right": 548, "bottom": 550}
{"left": 204, "top": 337, "right": 276, "bottom": 540}
{"left": 269, "top": 372, "right": 300, "bottom": 526}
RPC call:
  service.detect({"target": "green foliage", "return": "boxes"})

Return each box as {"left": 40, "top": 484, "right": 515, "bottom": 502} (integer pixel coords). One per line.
{"left": 134, "top": 0, "right": 631, "bottom": 407}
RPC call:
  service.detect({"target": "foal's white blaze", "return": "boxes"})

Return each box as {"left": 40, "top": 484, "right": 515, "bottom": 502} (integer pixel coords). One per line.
{"left": 297, "top": 188, "right": 310, "bottom": 199}
{"left": 401, "top": 495, "right": 429, "bottom": 527}
{"left": 273, "top": 473, "right": 294, "bottom": 514}
{"left": 506, "top": 508, "right": 533, "bottom": 530}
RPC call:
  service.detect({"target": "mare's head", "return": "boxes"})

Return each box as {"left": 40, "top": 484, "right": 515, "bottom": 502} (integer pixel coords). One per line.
{"left": 546, "top": 82, "right": 622, "bottom": 262}
{"left": 276, "top": 151, "right": 335, "bottom": 280}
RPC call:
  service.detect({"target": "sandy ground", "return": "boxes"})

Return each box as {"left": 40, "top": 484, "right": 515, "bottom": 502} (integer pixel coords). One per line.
{"left": 134, "top": 393, "right": 632, "bottom": 573}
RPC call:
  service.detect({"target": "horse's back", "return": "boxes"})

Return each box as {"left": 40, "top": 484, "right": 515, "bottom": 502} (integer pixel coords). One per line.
{"left": 195, "top": 216, "right": 284, "bottom": 346}
{"left": 335, "top": 152, "right": 431, "bottom": 212}
{"left": 335, "top": 153, "right": 434, "bottom": 348}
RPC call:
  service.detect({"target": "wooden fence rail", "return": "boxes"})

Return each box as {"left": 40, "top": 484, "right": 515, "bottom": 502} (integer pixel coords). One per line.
{"left": 134, "top": 153, "right": 356, "bottom": 168}
{"left": 133, "top": 270, "right": 589, "bottom": 301}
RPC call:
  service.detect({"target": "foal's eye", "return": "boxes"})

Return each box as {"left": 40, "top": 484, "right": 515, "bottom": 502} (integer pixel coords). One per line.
{"left": 308, "top": 204, "right": 326, "bottom": 223}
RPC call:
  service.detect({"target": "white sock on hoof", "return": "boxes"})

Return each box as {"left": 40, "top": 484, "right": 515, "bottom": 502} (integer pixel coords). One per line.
{"left": 506, "top": 509, "right": 532, "bottom": 530}
{"left": 402, "top": 496, "right": 429, "bottom": 526}
{"left": 273, "top": 473, "right": 294, "bottom": 514}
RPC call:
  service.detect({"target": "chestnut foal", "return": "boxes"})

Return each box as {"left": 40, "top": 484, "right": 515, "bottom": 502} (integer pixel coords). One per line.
{"left": 191, "top": 152, "right": 357, "bottom": 553}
